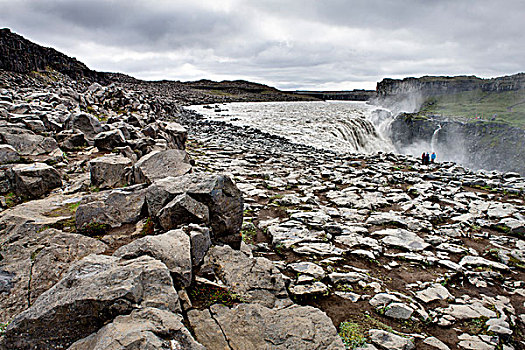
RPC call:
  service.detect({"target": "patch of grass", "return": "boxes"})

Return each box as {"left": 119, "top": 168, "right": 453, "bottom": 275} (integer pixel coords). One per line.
{"left": 339, "top": 321, "right": 366, "bottom": 349}
{"left": 417, "top": 89, "right": 525, "bottom": 129}
{"left": 0, "top": 321, "right": 9, "bottom": 336}
{"left": 4, "top": 192, "right": 17, "bottom": 208}
{"left": 78, "top": 222, "right": 110, "bottom": 237}
{"left": 188, "top": 284, "right": 244, "bottom": 309}
{"left": 463, "top": 316, "right": 489, "bottom": 335}
{"left": 241, "top": 222, "right": 257, "bottom": 244}
{"left": 140, "top": 217, "right": 154, "bottom": 236}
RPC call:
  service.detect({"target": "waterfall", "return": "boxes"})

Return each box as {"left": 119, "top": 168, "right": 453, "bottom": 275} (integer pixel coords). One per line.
{"left": 431, "top": 125, "right": 441, "bottom": 152}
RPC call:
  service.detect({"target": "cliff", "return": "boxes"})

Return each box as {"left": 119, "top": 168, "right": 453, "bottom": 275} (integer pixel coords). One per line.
{"left": 376, "top": 73, "right": 525, "bottom": 98}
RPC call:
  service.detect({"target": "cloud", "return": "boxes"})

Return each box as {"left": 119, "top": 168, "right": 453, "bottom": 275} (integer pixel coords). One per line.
{"left": 1, "top": 0, "right": 524, "bottom": 90}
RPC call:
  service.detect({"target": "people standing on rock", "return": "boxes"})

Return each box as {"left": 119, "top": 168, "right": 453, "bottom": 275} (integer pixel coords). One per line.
{"left": 421, "top": 152, "right": 426, "bottom": 165}
{"left": 431, "top": 152, "right": 436, "bottom": 163}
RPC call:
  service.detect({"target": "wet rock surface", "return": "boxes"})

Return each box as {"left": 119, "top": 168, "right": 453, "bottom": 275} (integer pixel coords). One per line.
{"left": 0, "top": 61, "right": 524, "bottom": 350}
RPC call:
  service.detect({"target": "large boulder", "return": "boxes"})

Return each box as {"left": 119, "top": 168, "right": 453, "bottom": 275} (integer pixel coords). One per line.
{"left": 133, "top": 150, "right": 192, "bottom": 184}
{"left": 69, "top": 307, "right": 204, "bottom": 350}
{"left": 7, "top": 162, "right": 62, "bottom": 198}
{"left": 113, "top": 229, "right": 192, "bottom": 287}
{"left": 188, "top": 303, "right": 345, "bottom": 350}
{"left": 146, "top": 175, "right": 243, "bottom": 248}
{"left": 1, "top": 254, "right": 180, "bottom": 349}
{"left": 0, "top": 144, "right": 20, "bottom": 163}
{"left": 0, "top": 223, "right": 106, "bottom": 321}
{"left": 199, "top": 245, "right": 289, "bottom": 308}
{"left": 157, "top": 193, "right": 210, "bottom": 231}
{"left": 0, "top": 126, "right": 58, "bottom": 156}
{"left": 89, "top": 154, "right": 132, "bottom": 189}
{"left": 63, "top": 112, "right": 103, "bottom": 141}
{"left": 94, "top": 129, "right": 126, "bottom": 151}
{"left": 75, "top": 187, "right": 146, "bottom": 230}
{"left": 158, "top": 121, "right": 187, "bottom": 150}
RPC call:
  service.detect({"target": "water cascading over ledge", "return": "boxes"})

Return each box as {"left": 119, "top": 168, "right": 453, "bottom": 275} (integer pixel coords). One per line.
{"left": 187, "top": 101, "right": 395, "bottom": 155}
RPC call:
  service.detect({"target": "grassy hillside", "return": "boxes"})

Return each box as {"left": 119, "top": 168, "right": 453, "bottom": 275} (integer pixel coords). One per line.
{"left": 417, "top": 89, "right": 525, "bottom": 128}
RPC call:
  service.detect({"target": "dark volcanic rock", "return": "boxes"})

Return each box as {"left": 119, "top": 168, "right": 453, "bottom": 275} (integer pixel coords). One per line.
{"left": 146, "top": 175, "right": 243, "bottom": 248}
{"left": 7, "top": 162, "right": 62, "bottom": 198}
{"left": 133, "top": 149, "right": 192, "bottom": 184}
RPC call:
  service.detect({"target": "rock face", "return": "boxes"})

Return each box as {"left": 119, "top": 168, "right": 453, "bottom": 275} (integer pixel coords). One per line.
{"left": 200, "top": 245, "right": 289, "bottom": 308}
{"left": 188, "top": 303, "right": 345, "bottom": 350}
{"left": 0, "top": 28, "right": 107, "bottom": 82}
{"left": 146, "top": 175, "right": 244, "bottom": 248}
{"left": 69, "top": 307, "right": 204, "bottom": 350}
{"left": 1, "top": 254, "right": 180, "bottom": 349}
{"left": 113, "top": 229, "right": 193, "bottom": 287}
{"left": 389, "top": 115, "right": 525, "bottom": 175}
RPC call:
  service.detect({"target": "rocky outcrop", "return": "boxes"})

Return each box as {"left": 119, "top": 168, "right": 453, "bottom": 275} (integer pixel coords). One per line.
{"left": 0, "top": 28, "right": 107, "bottom": 83}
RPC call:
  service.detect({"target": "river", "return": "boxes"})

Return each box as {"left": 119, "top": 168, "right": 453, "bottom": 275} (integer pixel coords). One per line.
{"left": 186, "top": 101, "right": 394, "bottom": 155}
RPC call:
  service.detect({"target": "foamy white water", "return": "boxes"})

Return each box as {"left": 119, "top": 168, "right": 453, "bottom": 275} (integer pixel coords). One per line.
{"left": 186, "top": 101, "right": 394, "bottom": 154}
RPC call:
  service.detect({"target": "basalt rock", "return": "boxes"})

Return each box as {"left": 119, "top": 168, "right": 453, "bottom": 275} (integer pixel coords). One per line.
{"left": 89, "top": 154, "right": 132, "bottom": 189}
{"left": 133, "top": 149, "right": 192, "bottom": 185}
{"left": 1, "top": 254, "right": 179, "bottom": 350}
{"left": 6, "top": 162, "right": 61, "bottom": 198}
{"left": 146, "top": 174, "right": 243, "bottom": 248}
{"left": 68, "top": 307, "right": 204, "bottom": 350}
{"left": 188, "top": 303, "right": 345, "bottom": 350}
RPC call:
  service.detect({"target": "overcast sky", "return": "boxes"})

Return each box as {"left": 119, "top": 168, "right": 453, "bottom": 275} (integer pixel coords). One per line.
{"left": 1, "top": 0, "right": 524, "bottom": 90}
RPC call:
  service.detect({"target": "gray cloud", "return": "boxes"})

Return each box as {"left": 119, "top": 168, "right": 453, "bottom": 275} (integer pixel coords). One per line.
{"left": 1, "top": 0, "right": 524, "bottom": 90}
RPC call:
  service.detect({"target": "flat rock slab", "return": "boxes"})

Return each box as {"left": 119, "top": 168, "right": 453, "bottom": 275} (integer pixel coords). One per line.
{"left": 374, "top": 228, "right": 430, "bottom": 252}
{"left": 188, "top": 303, "right": 345, "bottom": 350}
{"left": 415, "top": 284, "right": 453, "bottom": 303}
{"left": 369, "top": 329, "right": 415, "bottom": 350}
{"left": 133, "top": 149, "right": 192, "bottom": 184}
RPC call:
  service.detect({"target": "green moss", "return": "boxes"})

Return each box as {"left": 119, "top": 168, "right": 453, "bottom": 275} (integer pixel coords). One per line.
{"left": 78, "top": 222, "right": 110, "bottom": 237}
{"left": 241, "top": 222, "right": 257, "bottom": 244}
{"left": 0, "top": 321, "right": 9, "bottom": 336}
{"left": 4, "top": 192, "right": 17, "bottom": 208}
{"left": 188, "top": 284, "right": 244, "bottom": 309}
{"left": 463, "top": 316, "right": 489, "bottom": 335}
{"left": 339, "top": 321, "right": 366, "bottom": 349}
{"left": 140, "top": 217, "right": 154, "bottom": 236}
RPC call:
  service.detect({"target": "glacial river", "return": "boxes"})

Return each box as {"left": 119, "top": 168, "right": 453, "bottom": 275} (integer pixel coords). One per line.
{"left": 186, "top": 101, "right": 394, "bottom": 154}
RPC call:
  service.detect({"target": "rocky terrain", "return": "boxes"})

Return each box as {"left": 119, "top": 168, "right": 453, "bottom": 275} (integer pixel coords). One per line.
{"left": 0, "top": 30, "right": 525, "bottom": 350}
